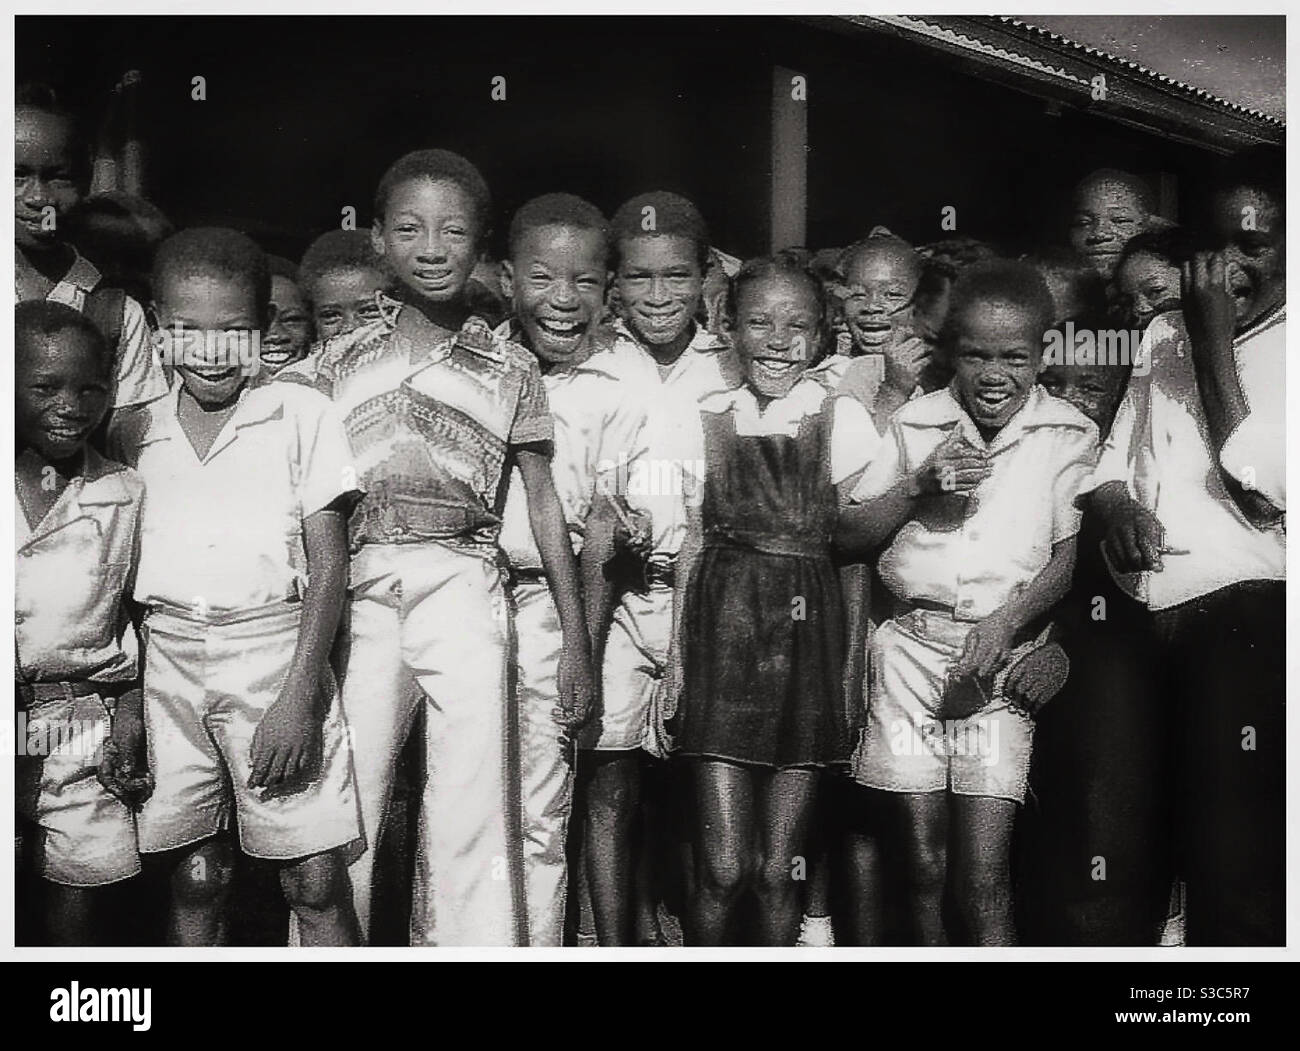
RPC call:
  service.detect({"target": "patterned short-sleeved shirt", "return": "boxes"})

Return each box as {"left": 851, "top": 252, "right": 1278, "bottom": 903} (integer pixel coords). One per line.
{"left": 314, "top": 293, "right": 552, "bottom": 549}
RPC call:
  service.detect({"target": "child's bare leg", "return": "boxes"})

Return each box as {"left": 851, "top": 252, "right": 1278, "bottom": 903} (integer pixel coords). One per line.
{"left": 898, "top": 792, "right": 948, "bottom": 945}
{"left": 845, "top": 785, "right": 888, "bottom": 946}
{"left": 754, "top": 768, "right": 819, "bottom": 946}
{"left": 582, "top": 750, "right": 640, "bottom": 945}
{"left": 950, "top": 794, "right": 1018, "bottom": 945}
{"left": 633, "top": 755, "right": 665, "bottom": 944}
{"left": 690, "top": 759, "right": 754, "bottom": 945}
{"left": 44, "top": 884, "right": 95, "bottom": 947}
{"left": 281, "top": 850, "right": 359, "bottom": 946}
{"left": 167, "top": 837, "right": 235, "bottom": 946}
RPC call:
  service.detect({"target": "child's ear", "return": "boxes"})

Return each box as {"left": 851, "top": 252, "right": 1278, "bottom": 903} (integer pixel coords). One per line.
{"left": 369, "top": 224, "right": 386, "bottom": 259}
{"left": 499, "top": 259, "right": 514, "bottom": 302}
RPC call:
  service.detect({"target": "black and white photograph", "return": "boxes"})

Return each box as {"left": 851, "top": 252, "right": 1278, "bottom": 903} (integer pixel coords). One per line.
{"left": 5, "top": 4, "right": 1291, "bottom": 995}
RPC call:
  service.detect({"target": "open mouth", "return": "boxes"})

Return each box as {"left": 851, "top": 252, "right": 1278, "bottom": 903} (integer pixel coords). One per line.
{"left": 43, "top": 423, "right": 90, "bottom": 445}
{"left": 851, "top": 320, "right": 892, "bottom": 343}
{"left": 259, "top": 341, "right": 296, "bottom": 366}
{"left": 185, "top": 364, "right": 240, "bottom": 384}
{"left": 973, "top": 388, "right": 1013, "bottom": 415}
{"left": 412, "top": 268, "right": 454, "bottom": 288}
{"left": 535, "top": 317, "right": 588, "bottom": 341}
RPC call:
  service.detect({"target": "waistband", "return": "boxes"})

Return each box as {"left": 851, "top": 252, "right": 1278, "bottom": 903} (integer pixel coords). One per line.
{"left": 704, "top": 526, "right": 831, "bottom": 560}
{"left": 15, "top": 679, "right": 132, "bottom": 712}
{"left": 144, "top": 598, "right": 303, "bottom": 629}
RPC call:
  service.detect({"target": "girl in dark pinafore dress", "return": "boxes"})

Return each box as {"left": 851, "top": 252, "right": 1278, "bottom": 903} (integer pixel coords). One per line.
{"left": 664, "top": 256, "right": 880, "bottom": 945}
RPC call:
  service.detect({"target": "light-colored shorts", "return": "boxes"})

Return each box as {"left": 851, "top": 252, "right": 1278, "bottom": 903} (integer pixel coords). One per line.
{"left": 853, "top": 609, "right": 1034, "bottom": 803}
{"left": 582, "top": 584, "right": 673, "bottom": 752}
{"left": 138, "top": 602, "right": 360, "bottom": 860}
{"left": 16, "top": 690, "right": 141, "bottom": 887}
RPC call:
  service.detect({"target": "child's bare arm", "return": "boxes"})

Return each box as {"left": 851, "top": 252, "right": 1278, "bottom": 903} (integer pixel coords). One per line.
{"left": 838, "top": 560, "right": 870, "bottom": 735}
{"left": 517, "top": 446, "right": 595, "bottom": 731}
{"left": 838, "top": 431, "right": 990, "bottom": 553}
{"left": 666, "top": 498, "right": 704, "bottom": 708}
{"left": 952, "top": 536, "right": 1078, "bottom": 680}
{"left": 248, "top": 505, "right": 348, "bottom": 791}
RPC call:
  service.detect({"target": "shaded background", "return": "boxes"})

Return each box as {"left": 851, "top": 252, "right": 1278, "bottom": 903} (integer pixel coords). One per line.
{"left": 17, "top": 15, "right": 1283, "bottom": 263}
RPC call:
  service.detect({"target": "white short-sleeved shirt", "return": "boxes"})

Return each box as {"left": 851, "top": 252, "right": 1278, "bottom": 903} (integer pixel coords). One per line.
{"left": 122, "top": 381, "right": 359, "bottom": 614}
{"left": 585, "top": 321, "right": 740, "bottom": 558}
{"left": 853, "top": 383, "right": 1099, "bottom": 621}
{"left": 15, "top": 447, "right": 144, "bottom": 683}
{"left": 21, "top": 249, "right": 170, "bottom": 411}
{"left": 1082, "top": 308, "right": 1285, "bottom": 609}
{"left": 683, "top": 377, "right": 881, "bottom": 493}
{"left": 497, "top": 344, "right": 647, "bottom": 570}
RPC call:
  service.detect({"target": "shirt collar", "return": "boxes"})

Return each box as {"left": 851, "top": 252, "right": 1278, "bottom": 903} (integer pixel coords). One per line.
{"left": 138, "top": 381, "right": 282, "bottom": 453}
{"left": 58, "top": 248, "right": 102, "bottom": 295}
{"left": 902, "top": 383, "right": 1090, "bottom": 452}
{"left": 17, "top": 446, "right": 135, "bottom": 550}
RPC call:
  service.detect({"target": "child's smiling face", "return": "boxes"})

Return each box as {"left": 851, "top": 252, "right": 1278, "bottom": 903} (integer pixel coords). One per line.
{"left": 15, "top": 107, "right": 80, "bottom": 251}
{"left": 155, "top": 271, "right": 263, "bottom": 407}
{"left": 372, "top": 177, "right": 482, "bottom": 304}
{"left": 840, "top": 242, "right": 922, "bottom": 354}
{"left": 1116, "top": 249, "right": 1180, "bottom": 331}
{"left": 261, "top": 274, "right": 313, "bottom": 373}
{"left": 308, "top": 265, "right": 386, "bottom": 341}
{"left": 1213, "top": 186, "right": 1284, "bottom": 330}
{"left": 16, "top": 327, "right": 110, "bottom": 462}
{"left": 949, "top": 298, "right": 1043, "bottom": 437}
{"left": 1069, "top": 179, "right": 1150, "bottom": 280}
{"left": 732, "top": 271, "right": 820, "bottom": 400}
{"left": 1040, "top": 361, "right": 1125, "bottom": 435}
{"left": 506, "top": 224, "right": 608, "bottom": 367}
{"left": 614, "top": 234, "right": 703, "bottom": 348}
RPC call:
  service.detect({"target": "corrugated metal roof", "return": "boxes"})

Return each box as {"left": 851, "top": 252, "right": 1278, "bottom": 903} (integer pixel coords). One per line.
{"left": 996, "top": 17, "right": 1283, "bottom": 126}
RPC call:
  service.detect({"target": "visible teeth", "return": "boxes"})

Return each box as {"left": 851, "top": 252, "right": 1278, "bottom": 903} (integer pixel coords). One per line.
{"left": 539, "top": 320, "right": 581, "bottom": 334}
{"left": 759, "top": 359, "right": 795, "bottom": 372}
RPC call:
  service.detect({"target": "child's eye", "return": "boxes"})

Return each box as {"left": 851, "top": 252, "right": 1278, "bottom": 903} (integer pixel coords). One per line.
{"left": 357, "top": 304, "right": 382, "bottom": 320}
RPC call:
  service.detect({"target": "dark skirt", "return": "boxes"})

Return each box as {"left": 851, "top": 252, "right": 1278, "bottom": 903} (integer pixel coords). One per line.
{"left": 676, "top": 544, "right": 851, "bottom": 768}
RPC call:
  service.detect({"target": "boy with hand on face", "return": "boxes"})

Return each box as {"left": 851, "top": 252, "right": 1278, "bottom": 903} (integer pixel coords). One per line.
{"left": 1083, "top": 146, "right": 1285, "bottom": 946}
{"left": 15, "top": 302, "right": 150, "bottom": 946}
{"left": 116, "top": 228, "right": 363, "bottom": 947}
{"left": 839, "top": 261, "right": 1098, "bottom": 946}
{"left": 15, "top": 85, "right": 168, "bottom": 438}
{"left": 495, "top": 193, "right": 643, "bottom": 945}
{"left": 313, "top": 151, "right": 593, "bottom": 946}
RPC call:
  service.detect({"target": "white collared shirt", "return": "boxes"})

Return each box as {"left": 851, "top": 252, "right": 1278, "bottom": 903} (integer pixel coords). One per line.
{"left": 497, "top": 339, "right": 646, "bottom": 570}
{"left": 16, "top": 448, "right": 144, "bottom": 683}
{"left": 587, "top": 321, "right": 741, "bottom": 558}
{"left": 121, "top": 381, "right": 358, "bottom": 614}
{"left": 853, "top": 384, "right": 1099, "bottom": 621}
{"left": 1083, "top": 309, "right": 1285, "bottom": 609}
{"left": 19, "top": 248, "right": 170, "bottom": 410}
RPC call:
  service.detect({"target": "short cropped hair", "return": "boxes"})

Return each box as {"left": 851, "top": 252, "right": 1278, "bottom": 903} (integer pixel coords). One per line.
{"left": 1214, "top": 143, "right": 1284, "bottom": 209}
{"left": 1072, "top": 168, "right": 1155, "bottom": 214}
{"left": 298, "top": 229, "right": 383, "bottom": 296}
{"left": 152, "top": 227, "right": 271, "bottom": 314}
{"left": 1115, "top": 225, "right": 1196, "bottom": 272}
{"left": 940, "top": 259, "right": 1056, "bottom": 349}
{"left": 15, "top": 299, "right": 111, "bottom": 377}
{"left": 15, "top": 82, "right": 88, "bottom": 181}
{"left": 610, "top": 191, "right": 711, "bottom": 270}
{"left": 266, "top": 254, "right": 300, "bottom": 283}
{"left": 507, "top": 193, "right": 610, "bottom": 264}
{"left": 726, "top": 254, "right": 832, "bottom": 360}
{"left": 373, "top": 149, "right": 492, "bottom": 234}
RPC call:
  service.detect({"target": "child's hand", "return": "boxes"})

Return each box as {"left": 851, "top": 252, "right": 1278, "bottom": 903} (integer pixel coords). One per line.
{"left": 1181, "top": 251, "right": 1238, "bottom": 362}
{"left": 97, "top": 689, "right": 154, "bottom": 809}
{"left": 554, "top": 639, "right": 596, "bottom": 737}
{"left": 912, "top": 431, "right": 991, "bottom": 496}
{"left": 882, "top": 333, "right": 932, "bottom": 397}
{"left": 1004, "top": 641, "right": 1070, "bottom": 716}
{"left": 1100, "top": 496, "right": 1168, "bottom": 573}
{"left": 248, "top": 681, "right": 322, "bottom": 795}
{"left": 952, "top": 606, "right": 1018, "bottom": 680}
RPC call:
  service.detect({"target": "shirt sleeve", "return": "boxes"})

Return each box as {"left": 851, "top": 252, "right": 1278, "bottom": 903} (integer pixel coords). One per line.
{"left": 830, "top": 394, "right": 881, "bottom": 485}
{"left": 1080, "top": 382, "right": 1139, "bottom": 500}
{"left": 508, "top": 356, "right": 554, "bottom": 446}
{"left": 112, "top": 296, "right": 170, "bottom": 410}
{"left": 1218, "top": 327, "right": 1286, "bottom": 510}
{"left": 849, "top": 417, "right": 907, "bottom": 503}
{"left": 1051, "top": 424, "right": 1101, "bottom": 545}
{"left": 294, "top": 391, "right": 364, "bottom": 517}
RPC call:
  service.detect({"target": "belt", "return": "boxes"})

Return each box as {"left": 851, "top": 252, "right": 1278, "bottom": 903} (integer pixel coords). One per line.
{"left": 15, "top": 679, "right": 132, "bottom": 711}
{"left": 704, "top": 526, "right": 831, "bottom": 560}
{"left": 508, "top": 566, "right": 548, "bottom": 586}
{"left": 642, "top": 558, "right": 675, "bottom": 589}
